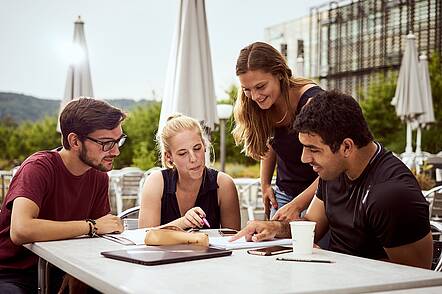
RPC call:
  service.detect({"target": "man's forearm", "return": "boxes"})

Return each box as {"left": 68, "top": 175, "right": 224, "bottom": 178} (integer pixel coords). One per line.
{"left": 11, "top": 218, "right": 90, "bottom": 245}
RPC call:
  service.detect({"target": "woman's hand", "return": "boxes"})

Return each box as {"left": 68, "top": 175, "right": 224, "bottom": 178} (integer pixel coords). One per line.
{"left": 262, "top": 185, "right": 277, "bottom": 219}
{"left": 180, "top": 207, "right": 206, "bottom": 229}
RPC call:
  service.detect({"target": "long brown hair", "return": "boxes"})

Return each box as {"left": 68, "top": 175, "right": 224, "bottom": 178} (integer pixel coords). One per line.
{"left": 232, "top": 42, "right": 314, "bottom": 160}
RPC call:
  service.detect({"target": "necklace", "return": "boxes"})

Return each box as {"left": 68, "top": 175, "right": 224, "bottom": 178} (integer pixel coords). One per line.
{"left": 274, "top": 110, "right": 289, "bottom": 125}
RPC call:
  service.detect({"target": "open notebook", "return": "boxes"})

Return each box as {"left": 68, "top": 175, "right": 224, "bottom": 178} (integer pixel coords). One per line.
{"left": 101, "top": 244, "right": 232, "bottom": 266}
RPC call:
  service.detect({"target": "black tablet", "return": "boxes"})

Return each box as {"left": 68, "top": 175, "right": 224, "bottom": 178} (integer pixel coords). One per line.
{"left": 101, "top": 244, "right": 232, "bottom": 266}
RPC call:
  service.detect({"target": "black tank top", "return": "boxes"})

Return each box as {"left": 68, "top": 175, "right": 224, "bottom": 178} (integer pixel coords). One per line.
{"left": 271, "top": 86, "right": 324, "bottom": 197}
{"left": 160, "top": 167, "right": 221, "bottom": 228}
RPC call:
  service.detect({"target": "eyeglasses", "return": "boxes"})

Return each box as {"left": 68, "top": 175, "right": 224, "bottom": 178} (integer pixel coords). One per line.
{"left": 85, "top": 134, "right": 127, "bottom": 152}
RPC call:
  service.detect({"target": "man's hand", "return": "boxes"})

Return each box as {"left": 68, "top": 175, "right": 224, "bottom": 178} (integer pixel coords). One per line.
{"left": 95, "top": 214, "right": 123, "bottom": 234}
{"left": 230, "top": 220, "right": 283, "bottom": 242}
{"left": 58, "top": 274, "right": 87, "bottom": 294}
{"left": 262, "top": 185, "right": 277, "bottom": 219}
{"left": 272, "top": 200, "right": 302, "bottom": 221}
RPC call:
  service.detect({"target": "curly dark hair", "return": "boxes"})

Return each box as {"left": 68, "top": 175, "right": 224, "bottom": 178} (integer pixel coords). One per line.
{"left": 293, "top": 90, "right": 373, "bottom": 153}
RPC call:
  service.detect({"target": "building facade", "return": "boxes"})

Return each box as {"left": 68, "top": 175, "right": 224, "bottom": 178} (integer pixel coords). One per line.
{"left": 266, "top": 0, "right": 442, "bottom": 97}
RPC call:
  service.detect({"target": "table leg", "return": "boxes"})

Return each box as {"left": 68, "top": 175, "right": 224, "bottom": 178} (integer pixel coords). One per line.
{"left": 37, "top": 257, "right": 48, "bottom": 294}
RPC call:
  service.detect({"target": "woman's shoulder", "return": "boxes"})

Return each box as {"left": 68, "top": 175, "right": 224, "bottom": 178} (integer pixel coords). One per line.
{"left": 144, "top": 169, "right": 165, "bottom": 187}
{"left": 215, "top": 170, "right": 235, "bottom": 187}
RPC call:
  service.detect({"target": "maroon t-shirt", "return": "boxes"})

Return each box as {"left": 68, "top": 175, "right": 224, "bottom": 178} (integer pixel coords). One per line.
{"left": 0, "top": 150, "right": 110, "bottom": 270}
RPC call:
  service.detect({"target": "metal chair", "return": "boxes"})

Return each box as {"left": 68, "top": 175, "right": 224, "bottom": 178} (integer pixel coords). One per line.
{"left": 431, "top": 221, "right": 442, "bottom": 271}
{"left": 234, "top": 177, "right": 275, "bottom": 222}
{"left": 118, "top": 206, "right": 140, "bottom": 230}
{"left": 424, "top": 185, "right": 442, "bottom": 221}
{"left": 111, "top": 167, "right": 145, "bottom": 214}
{"left": 115, "top": 167, "right": 162, "bottom": 229}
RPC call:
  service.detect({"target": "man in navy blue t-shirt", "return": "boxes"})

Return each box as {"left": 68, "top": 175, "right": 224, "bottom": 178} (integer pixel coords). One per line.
{"left": 232, "top": 90, "right": 432, "bottom": 269}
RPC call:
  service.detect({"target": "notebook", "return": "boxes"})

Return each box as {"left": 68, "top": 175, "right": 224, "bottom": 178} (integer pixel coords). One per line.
{"left": 101, "top": 244, "right": 232, "bottom": 266}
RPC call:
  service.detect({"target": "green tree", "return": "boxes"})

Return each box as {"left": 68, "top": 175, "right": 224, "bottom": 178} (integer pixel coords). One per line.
{"left": 422, "top": 52, "right": 442, "bottom": 153}
{"left": 114, "top": 102, "right": 161, "bottom": 169}
{"left": 0, "top": 117, "right": 18, "bottom": 168}
{"left": 4, "top": 116, "right": 59, "bottom": 165}
{"left": 359, "top": 74, "right": 404, "bottom": 153}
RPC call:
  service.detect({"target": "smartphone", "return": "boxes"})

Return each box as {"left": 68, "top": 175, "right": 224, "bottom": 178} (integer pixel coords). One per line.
{"left": 218, "top": 229, "right": 238, "bottom": 236}
{"left": 247, "top": 246, "right": 292, "bottom": 256}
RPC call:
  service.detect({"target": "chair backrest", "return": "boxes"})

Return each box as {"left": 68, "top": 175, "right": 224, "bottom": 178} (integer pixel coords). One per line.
{"left": 433, "top": 240, "right": 442, "bottom": 271}
{"left": 431, "top": 221, "right": 442, "bottom": 271}
{"left": 120, "top": 172, "right": 144, "bottom": 196}
{"left": 431, "top": 191, "right": 442, "bottom": 221}
{"left": 111, "top": 167, "right": 145, "bottom": 214}
{"left": 118, "top": 206, "right": 140, "bottom": 230}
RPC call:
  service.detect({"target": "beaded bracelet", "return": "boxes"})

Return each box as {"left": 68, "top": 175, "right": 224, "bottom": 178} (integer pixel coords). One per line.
{"left": 85, "top": 219, "right": 97, "bottom": 237}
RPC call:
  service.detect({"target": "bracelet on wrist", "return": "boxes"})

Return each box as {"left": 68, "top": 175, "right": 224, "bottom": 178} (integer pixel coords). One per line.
{"left": 85, "top": 219, "right": 97, "bottom": 237}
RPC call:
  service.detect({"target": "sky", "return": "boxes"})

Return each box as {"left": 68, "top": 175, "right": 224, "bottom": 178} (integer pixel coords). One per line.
{"left": 0, "top": 0, "right": 327, "bottom": 101}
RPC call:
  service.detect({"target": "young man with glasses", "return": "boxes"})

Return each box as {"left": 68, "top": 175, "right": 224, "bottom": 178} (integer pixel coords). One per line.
{"left": 0, "top": 98, "right": 126, "bottom": 293}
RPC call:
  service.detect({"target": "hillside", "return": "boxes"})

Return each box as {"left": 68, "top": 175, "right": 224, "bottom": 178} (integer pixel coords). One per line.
{"left": 0, "top": 92, "right": 155, "bottom": 123}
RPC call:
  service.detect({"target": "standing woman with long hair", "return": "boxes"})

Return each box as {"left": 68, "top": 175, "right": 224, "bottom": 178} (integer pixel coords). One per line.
{"left": 232, "top": 41, "right": 323, "bottom": 221}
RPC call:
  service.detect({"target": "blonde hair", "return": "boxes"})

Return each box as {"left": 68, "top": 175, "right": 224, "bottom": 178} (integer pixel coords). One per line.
{"left": 232, "top": 41, "right": 315, "bottom": 160}
{"left": 157, "top": 113, "right": 210, "bottom": 169}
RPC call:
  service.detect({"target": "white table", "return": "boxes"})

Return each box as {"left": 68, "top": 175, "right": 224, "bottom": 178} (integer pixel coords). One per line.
{"left": 375, "top": 286, "right": 442, "bottom": 293}
{"left": 25, "top": 237, "right": 442, "bottom": 294}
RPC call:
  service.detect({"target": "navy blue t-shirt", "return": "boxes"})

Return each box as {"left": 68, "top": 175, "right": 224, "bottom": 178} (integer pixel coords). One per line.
{"left": 271, "top": 86, "right": 323, "bottom": 197}
{"left": 316, "top": 142, "right": 430, "bottom": 259}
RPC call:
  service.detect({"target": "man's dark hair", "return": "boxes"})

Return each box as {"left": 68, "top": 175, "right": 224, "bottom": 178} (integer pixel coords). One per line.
{"left": 60, "top": 97, "right": 127, "bottom": 149}
{"left": 293, "top": 90, "right": 374, "bottom": 153}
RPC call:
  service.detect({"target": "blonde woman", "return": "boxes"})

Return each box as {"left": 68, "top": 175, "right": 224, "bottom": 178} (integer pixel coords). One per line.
{"left": 233, "top": 41, "right": 323, "bottom": 221}
{"left": 138, "top": 114, "right": 240, "bottom": 230}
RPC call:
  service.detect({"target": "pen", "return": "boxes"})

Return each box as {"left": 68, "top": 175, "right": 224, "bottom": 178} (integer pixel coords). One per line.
{"left": 202, "top": 217, "right": 211, "bottom": 228}
{"left": 276, "top": 257, "right": 334, "bottom": 263}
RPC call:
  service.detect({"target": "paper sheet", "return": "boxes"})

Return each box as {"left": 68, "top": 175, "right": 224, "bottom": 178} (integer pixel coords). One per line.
{"left": 102, "top": 228, "right": 147, "bottom": 245}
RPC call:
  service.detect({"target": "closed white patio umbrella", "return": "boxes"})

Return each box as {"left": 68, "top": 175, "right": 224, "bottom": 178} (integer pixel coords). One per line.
{"left": 57, "top": 16, "right": 94, "bottom": 132}
{"left": 415, "top": 53, "right": 435, "bottom": 156}
{"left": 391, "top": 33, "right": 425, "bottom": 167}
{"left": 159, "top": 0, "right": 218, "bottom": 132}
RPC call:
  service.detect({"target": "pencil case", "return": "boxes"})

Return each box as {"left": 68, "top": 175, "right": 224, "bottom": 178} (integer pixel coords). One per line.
{"left": 144, "top": 226, "right": 209, "bottom": 247}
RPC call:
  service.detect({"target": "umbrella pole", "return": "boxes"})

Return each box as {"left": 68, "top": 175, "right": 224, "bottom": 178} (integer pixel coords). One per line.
{"left": 401, "top": 122, "right": 415, "bottom": 169}
{"left": 415, "top": 126, "right": 423, "bottom": 174}
{"left": 405, "top": 122, "right": 413, "bottom": 154}
{"left": 415, "top": 126, "right": 422, "bottom": 155}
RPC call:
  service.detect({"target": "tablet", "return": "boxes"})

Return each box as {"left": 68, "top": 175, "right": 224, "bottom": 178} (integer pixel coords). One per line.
{"left": 101, "top": 244, "right": 232, "bottom": 266}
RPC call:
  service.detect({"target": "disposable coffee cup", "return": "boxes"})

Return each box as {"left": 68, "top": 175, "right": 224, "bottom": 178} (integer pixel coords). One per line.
{"left": 290, "top": 221, "right": 316, "bottom": 255}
